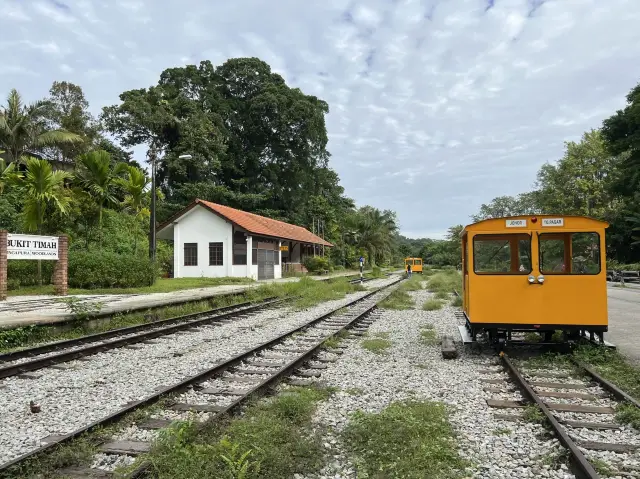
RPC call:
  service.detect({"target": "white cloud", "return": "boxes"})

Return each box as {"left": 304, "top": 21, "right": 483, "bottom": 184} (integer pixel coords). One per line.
{"left": 1, "top": 0, "right": 639, "bottom": 238}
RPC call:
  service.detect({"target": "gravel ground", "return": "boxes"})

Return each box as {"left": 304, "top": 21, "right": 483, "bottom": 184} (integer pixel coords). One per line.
{"left": 297, "top": 288, "right": 575, "bottom": 479}
{"left": 0, "top": 303, "right": 265, "bottom": 368}
{"left": 0, "top": 286, "right": 392, "bottom": 465}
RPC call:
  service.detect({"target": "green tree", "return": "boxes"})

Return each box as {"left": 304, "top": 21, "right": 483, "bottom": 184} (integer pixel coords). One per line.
{"left": 536, "top": 130, "right": 619, "bottom": 218}
{"left": 101, "top": 58, "right": 340, "bottom": 224}
{"left": 74, "top": 149, "right": 127, "bottom": 245}
{"left": 0, "top": 89, "right": 82, "bottom": 164}
{"left": 472, "top": 192, "right": 541, "bottom": 222}
{"left": 349, "top": 207, "right": 398, "bottom": 266}
{"left": 119, "top": 165, "right": 150, "bottom": 253}
{"left": 0, "top": 152, "right": 19, "bottom": 195}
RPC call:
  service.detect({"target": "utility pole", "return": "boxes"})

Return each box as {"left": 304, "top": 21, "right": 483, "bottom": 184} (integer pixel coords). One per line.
{"left": 148, "top": 145, "right": 158, "bottom": 262}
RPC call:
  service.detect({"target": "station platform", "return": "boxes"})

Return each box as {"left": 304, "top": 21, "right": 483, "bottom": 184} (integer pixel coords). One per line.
{"left": 0, "top": 271, "right": 361, "bottom": 330}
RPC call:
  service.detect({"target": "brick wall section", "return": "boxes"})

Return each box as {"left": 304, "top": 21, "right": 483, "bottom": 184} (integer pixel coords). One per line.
{"left": 53, "top": 235, "right": 68, "bottom": 296}
{"left": 0, "top": 230, "right": 7, "bottom": 301}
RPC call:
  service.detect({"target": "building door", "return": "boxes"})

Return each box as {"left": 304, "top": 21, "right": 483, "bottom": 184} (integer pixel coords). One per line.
{"left": 257, "top": 249, "right": 275, "bottom": 280}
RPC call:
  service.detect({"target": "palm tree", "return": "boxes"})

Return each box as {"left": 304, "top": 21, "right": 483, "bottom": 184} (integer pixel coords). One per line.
{"left": 16, "top": 157, "right": 72, "bottom": 233}
{"left": 75, "top": 149, "right": 127, "bottom": 245}
{"left": 349, "top": 207, "right": 398, "bottom": 266}
{"left": 13, "top": 157, "right": 72, "bottom": 284}
{"left": 0, "top": 89, "right": 82, "bottom": 164}
{"left": 0, "top": 150, "right": 21, "bottom": 194}
{"left": 119, "top": 165, "right": 150, "bottom": 253}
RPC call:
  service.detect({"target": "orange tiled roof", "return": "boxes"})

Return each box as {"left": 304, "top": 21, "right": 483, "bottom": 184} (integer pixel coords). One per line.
{"left": 163, "top": 199, "right": 333, "bottom": 247}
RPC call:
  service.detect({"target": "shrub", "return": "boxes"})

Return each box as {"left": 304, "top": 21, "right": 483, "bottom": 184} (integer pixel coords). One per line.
{"left": 7, "top": 260, "right": 55, "bottom": 289}
{"left": 68, "top": 250, "right": 158, "bottom": 289}
{"left": 303, "top": 256, "right": 331, "bottom": 273}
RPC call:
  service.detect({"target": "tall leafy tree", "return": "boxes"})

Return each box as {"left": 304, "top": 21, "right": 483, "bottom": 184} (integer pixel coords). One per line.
{"left": 536, "top": 130, "right": 619, "bottom": 218}
{"left": 119, "top": 165, "right": 150, "bottom": 253}
{"left": 472, "top": 193, "right": 541, "bottom": 222}
{"left": 0, "top": 89, "right": 82, "bottom": 164}
{"left": 101, "top": 57, "right": 341, "bottom": 224}
{"left": 74, "top": 149, "right": 127, "bottom": 244}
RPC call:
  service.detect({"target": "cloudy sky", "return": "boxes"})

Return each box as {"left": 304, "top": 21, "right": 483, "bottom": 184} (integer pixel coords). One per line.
{"left": 2, "top": 0, "right": 640, "bottom": 238}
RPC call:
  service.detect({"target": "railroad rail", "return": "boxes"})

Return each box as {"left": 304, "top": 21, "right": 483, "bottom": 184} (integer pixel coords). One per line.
{"left": 484, "top": 353, "right": 640, "bottom": 479}
{"left": 0, "top": 278, "right": 401, "bottom": 477}
{"left": 0, "top": 297, "right": 286, "bottom": 380}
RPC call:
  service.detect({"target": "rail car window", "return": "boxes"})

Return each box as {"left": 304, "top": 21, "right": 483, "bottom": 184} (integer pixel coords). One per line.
{"left": 473, "top": 235, "right": 531, "bottom": 274}
{"left": 539, "top": 232, "right": 600, "bottom": 274}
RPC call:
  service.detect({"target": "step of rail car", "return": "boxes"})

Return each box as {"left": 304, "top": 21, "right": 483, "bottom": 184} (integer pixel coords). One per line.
{"left": 457, "top": 325, "right": 475, "bottom": 344}
{"left": 582, "top": 330, "right": 616, "bottom": 348}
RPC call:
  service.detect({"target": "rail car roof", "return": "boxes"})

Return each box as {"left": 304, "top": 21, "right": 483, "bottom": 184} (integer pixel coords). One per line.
{"left": 461, "top": 215, "right": 609, "bottom": 236}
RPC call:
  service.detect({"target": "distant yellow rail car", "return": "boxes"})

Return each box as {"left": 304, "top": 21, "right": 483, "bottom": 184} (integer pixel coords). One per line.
{"left": 404, "top": 257, "right": 423, "bottom": 274}
{"left": 459, "top": 215, "right": 609, "bottom": 346}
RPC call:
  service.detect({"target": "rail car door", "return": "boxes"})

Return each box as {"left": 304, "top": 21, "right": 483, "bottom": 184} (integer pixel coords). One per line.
{"left": 469, "top": 232, "right": 534, "bottom": 326}
{"left": 534, "top": 230, "right": 607, "bottom": 328}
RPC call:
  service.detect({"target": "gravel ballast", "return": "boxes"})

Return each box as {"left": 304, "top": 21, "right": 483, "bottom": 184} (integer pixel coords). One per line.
{"left": 0, "top": 283, "right": 399, "bottom": 465}
{"left": 298, "top": 288, "right": 577, "bottom": 479}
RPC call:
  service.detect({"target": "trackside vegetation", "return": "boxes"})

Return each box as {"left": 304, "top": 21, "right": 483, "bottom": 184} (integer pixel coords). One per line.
{"left": 142, "top": 386, "right": 334, "bottom": 479}
{"left": 341, "top": 400, "right": 468, "bottom": 479}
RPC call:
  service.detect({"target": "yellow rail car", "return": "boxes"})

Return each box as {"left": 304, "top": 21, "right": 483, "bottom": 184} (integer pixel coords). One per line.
{"left": 404, "top": 257, "right": 423, "bottom": 274}
{"left": 459, "top": 215, "right": 608, "bottom": 346}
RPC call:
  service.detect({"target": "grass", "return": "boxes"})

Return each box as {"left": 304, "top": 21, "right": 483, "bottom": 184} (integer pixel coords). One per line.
{"left": 419, "top": 325, "right": 438, "bottom": 345}
{"left": 0, "top": 277, "right": 366, "bottom": 353}
{"left": 434, "top": 290, "right": 450, "bottom": 300}
{"left": 615, "top": 403, "right": 640, "bottom": 429}
{"left": 377, "top": 275, "right": 424, "bottom": 310}
{"left": 0, "top": 402, "right": 161, "bottom": 479}
{"left": 378, "top": 289, "right": 414, "bottom": 310}
{"left": 345, "top": 387, "right": 364, "bottom": 396}
{"left": 591, "top": 458, "right": 615, "bottom": 477}
{"left": 426, "top": 270, "right": 462, "bottom": 294}
{"left": 538, "top": 450, "right": 569, "bottom": 469}
{"left": 423, "top": 299, "right": 444, "bottom": 311}
{"left": 451, "top": 295, "right": 463, "bottom": 307}
{"left": 7, "top": 276, "right": 255, "bottom": 297}
{"left": 322, "top": 336, "right": 342, "bottom": 349}
{"left": 361, "top": 338, "right": 392, "bottom": 353}
{"left": 143, "top": 386, "right": 333, "bottom": 479}
{"left": 573, "top": 344, "right": 640, "bottom": 401}
{"left": 523, "top": 405, "right": 545, "bottom": 424}
{"left": 492, "top": 427, "right": 512, "bottom": 436}
{"left": 341, "top": 400, "right": 468, "bottom": 479}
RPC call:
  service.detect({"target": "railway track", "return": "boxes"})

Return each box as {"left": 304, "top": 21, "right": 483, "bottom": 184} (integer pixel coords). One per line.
{"left": 0, "top": 278, "right": 401, "bottom": 477}
{"left": 0, "top": 297, "right": 286, "bottom": 380}
{"left": 484, "top": 353, "right": 640, "bottom": 478}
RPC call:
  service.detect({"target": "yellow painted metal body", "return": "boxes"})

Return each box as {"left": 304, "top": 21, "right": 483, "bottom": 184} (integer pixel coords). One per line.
{"left": 404, "top": 257, "right": 423, "bottom": 273}
{"left": 461, "top": 215, "right": 608, "bottom": 329}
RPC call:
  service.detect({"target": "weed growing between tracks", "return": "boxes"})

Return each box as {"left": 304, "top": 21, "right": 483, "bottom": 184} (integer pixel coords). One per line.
{"left": 341, "top": 400, "right": 468, "bottom": 479}
{"left": 427, "top": 270, "right": 462, "bottom": 294}
{"left": 0, "top": 401, "right": 167, "bottom": 479}
{"left": 360, "top": 336, "right": 392, "bottom": 354}
{"left": 144, "top": 385, "right": 334, "bottom": 479}
{"left": 423, "top": 298, "right": 444, "bottom": 311}
{"left": 419, "top": 324, "right": 438, "bottom": 345}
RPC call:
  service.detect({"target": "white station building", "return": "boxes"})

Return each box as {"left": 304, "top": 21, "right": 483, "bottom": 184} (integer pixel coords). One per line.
{"left": 156, "top": 199, "right": 333, "bottom": 280}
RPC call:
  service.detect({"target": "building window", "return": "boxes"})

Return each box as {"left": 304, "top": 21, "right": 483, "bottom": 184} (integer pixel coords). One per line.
{"left": 252, "top": 248, "right": 257, "bottom": 265}
{"left": 209, "top": 242, "right": 223, "bottom": 266}
{"left": 184, "top": 243, "right": 198, "bottom": 266}
{"left": 274, "top": 249, "right": 279, "bottom": 265}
